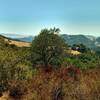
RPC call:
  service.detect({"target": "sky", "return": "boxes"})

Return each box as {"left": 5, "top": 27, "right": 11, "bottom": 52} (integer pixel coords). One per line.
{"left": 0, "top": 0, "right": 100, "bottom": 36}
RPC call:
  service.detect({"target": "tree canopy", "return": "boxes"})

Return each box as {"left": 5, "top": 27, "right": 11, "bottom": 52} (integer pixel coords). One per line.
{"left": 31, "top": 28, "right": 65, "bottom": 68}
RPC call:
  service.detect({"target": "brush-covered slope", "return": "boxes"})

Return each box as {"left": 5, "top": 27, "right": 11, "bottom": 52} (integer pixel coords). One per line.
{"left": 0, "top": 35, "right": 30, "bottom": 47}
{"left": 61, "top": 34, "right": 100, "bottom": 48}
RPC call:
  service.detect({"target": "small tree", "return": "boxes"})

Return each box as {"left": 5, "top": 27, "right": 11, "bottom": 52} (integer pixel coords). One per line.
{"left": 72, "top": 44, "right": 88, "bottom": 53}
{"left": 31, "top": 28, "right": 65, "bottom": 68}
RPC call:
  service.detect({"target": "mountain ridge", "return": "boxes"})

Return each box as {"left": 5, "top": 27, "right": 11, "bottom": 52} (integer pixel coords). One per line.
{"left": 1, "top": 33, "right": 100, "bottom": 49}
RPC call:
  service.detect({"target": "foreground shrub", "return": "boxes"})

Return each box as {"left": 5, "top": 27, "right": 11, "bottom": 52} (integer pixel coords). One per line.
{"left": 0, "top": 66, "right": 100, "bottom": 100}
{"left": 67, "top": 67, "right": 81, "bottom": 81}
{"left": 9, "top": 80, "right": 29, "bottom": 99}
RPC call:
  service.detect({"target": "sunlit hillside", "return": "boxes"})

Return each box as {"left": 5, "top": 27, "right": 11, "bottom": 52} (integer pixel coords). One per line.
{"left": 0, "top": 35, "right": 30, "bottom": 47}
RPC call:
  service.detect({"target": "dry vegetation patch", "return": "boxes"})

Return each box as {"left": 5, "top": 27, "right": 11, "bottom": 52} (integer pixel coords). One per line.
{"left": 8, "top": 40, "right": 31, "bottom": 47}
{"left": 0, "top": 67, "right": 100, "bottom": 100}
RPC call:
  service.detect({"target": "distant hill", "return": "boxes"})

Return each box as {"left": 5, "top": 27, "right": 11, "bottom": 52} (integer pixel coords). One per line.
{"left": 1, "top": 33, "right": 34, "bottom": 42}
{"left": 61, "top": 34, "right": 100, "bottom": 49}
{"left": 15, "top": 36, "right": 33, "bottom": 42}
{"left": 1, "top": 33, "right": 100, "bottom": 49}
{"left": 0, "top": 34, "right": 30, "bottom": 47}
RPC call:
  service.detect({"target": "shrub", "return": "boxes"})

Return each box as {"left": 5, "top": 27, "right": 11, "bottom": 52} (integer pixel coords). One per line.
{"left": 9, "top": 81, "right": 29, "bottom": 99}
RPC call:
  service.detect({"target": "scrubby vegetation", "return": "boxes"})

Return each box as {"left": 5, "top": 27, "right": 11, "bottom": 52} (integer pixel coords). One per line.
{"left": 0, "top": 28, "right": 100, "bottom": 100}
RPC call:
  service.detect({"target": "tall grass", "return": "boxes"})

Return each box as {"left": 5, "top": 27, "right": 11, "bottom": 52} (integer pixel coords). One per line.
{"left": 1, "top": 66, "right": 100, "bottom": 100}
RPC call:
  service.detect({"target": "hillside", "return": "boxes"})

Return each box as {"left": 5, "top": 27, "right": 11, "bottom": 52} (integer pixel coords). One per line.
{"left": 61, "top": 34, "right": 100, "bottom": 49}
{"left": 1, "top": 33, "right": 33, "bottom": 42}
{"left": 0, "top": 35, "right": 31, "bottom": 47}
{"left": 1, "top": 33, "right": 100, "bottom": 50}
{"left": 8, "top": 40, "right": 30, "bottom": 47}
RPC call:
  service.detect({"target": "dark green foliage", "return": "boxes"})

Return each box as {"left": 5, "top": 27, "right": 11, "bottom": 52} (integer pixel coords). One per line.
{"left": 31, "top": 28, "right": 65, "bottom": 68}
{"left": 72, "top": 44, "right": 89, "bottom": 53}
{"left": 64, "top": 51, "right": 100, "bottom": 69}
{"left": 10, "top": 44, "right": 16, "bottom": 48}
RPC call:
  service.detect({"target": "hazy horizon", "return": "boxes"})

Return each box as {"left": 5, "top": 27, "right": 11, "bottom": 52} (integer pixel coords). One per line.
{"left": 1, "top": 32, "right": 100, "bottom": 38}
{"left": 0, "top": 0, "right": 100, "bottom": 36}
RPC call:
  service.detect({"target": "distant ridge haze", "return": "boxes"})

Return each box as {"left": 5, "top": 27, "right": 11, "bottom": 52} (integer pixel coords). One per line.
{"left": 1, "top": 33, "right": 34, "bottom": 38}
{"left": 1, "top": 33, "right": 100, "bottom": 49}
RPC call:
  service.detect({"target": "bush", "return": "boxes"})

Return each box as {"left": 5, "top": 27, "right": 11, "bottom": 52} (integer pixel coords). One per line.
{"left": 9, "top": 81, "right": 29, "bottom": 99}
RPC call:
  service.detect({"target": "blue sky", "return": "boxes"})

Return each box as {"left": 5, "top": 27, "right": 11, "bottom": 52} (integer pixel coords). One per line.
{"left": 0, "top": 0, "right": 100, "bottom": 36}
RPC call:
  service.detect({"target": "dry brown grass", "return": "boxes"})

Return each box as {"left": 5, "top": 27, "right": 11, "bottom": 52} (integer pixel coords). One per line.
{"left": 0, "top": 67, "right": 100, "bottom": 100}
{"left": 9, "top": 40, "right": 31, "bottom": 47}
{"left": 68, "top": 50, "right": 81, "bottom": 55}
{"left": 4, "top": 38, "right": 31, "bottom": 47}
